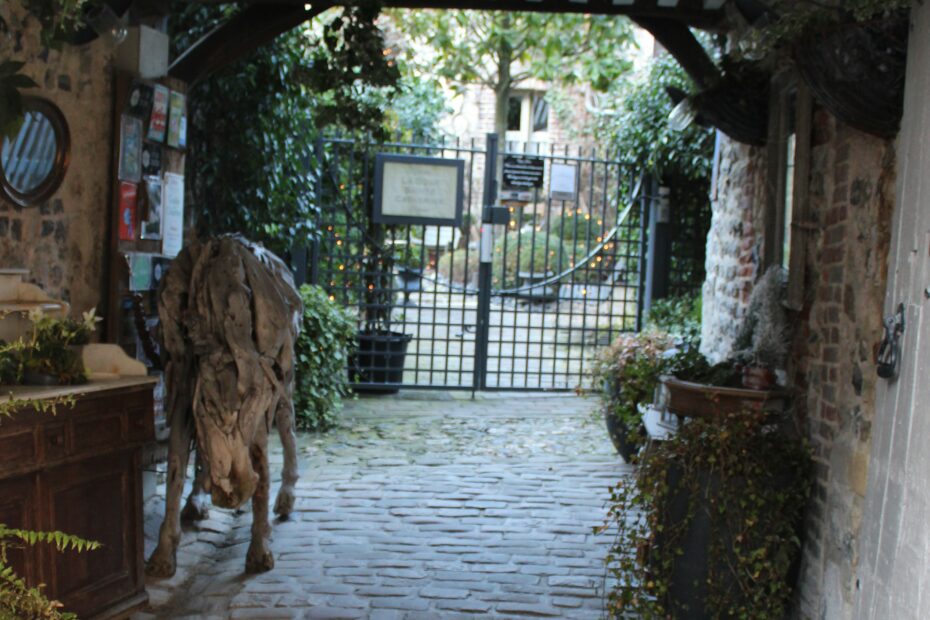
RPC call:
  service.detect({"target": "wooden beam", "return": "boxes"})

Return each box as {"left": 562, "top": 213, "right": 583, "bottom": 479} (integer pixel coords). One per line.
{"left": 182, "top": 0, "right": 726, "bottom": 29}
{"left": 632, "top": 16, "right": 720, "bottom": 88}
{"left": 169, "top": 3, "right": 331, "bottom": 84}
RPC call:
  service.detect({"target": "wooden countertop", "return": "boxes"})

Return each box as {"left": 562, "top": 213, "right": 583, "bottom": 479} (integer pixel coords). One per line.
{"left": 0, "top": 376, "right": 158, "bottom": 405}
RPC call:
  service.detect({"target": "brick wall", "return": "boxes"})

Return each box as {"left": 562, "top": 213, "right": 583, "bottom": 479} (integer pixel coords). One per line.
{"left": 0, "top": 5, "right": 114, "bottom": 316}
{"left": 701, "top": 116, "right": 895, "bottom": 617}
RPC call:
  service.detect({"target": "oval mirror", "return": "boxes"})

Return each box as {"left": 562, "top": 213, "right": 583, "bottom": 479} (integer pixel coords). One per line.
{"left": 0, "top": 97, "right": 71, "bottom": 207}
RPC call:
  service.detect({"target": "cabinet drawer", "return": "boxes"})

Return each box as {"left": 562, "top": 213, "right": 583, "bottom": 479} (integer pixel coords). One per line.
{"left": 0, "top": 429, "right": 37, "bottom": 470}
{"left": 71, "top": 411, "right": 125, "bottom": 456}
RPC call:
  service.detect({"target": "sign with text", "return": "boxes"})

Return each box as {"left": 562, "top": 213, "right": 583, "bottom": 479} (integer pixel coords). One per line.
{"left": 550, "top": 163, "right": 578, "bottom": 202}
{"left": 374, "top": 154, "right": 465, "bottom": 226}
{"left": 502, "top": 155, "right": 545, "bottom": 190}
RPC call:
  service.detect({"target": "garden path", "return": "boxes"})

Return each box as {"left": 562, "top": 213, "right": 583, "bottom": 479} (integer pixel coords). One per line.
{"left": 134, "top": 392, "right": 630, "bottom": 619}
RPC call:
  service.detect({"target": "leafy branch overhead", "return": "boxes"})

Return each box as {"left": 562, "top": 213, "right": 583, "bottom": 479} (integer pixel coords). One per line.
{"left": 0, "top": 61, "right": 38, "bottom": 140}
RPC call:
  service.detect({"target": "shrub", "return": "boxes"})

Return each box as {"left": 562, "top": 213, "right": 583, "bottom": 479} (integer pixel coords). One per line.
{"left": 437, "top": 231, "right": 569, "bottom": 289}
{"left": 590, "top": 331, "right": 674, "bottom": 460}
{"left": 493, "top": 230, "right": 569, "bottom": 289}
{"left": 645, "top": 294, "right": 702, "bottom": 346}
{"left": 548, "top": 210, "right": 596, "bottom": 242}
{"left": 294, "top": 285, "right": 357, "bottom": 432}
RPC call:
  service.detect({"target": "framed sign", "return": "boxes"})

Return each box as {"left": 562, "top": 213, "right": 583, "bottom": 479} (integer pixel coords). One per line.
{"left": 502, "top": 155, "right": 544, "bottom": 190}
{"left": 374, "top": 153, "right": 464, "bottom": 226}
{"left": 550, "top": 162, "right": 578, "bottom": 202}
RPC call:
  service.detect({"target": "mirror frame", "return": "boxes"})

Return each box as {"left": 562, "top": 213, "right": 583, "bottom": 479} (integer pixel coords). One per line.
{"left": 0, "top": 97, "right": 72, "bottom": 208}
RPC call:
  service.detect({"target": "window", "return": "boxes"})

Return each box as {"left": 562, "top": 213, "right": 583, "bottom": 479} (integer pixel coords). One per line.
{"left": 507, "top": 97, "right": 522, "bottom": 132}
{"left": 532, "top": 95, "right": 549, "bottom": 132}
{"left": 765, "top": 75, "right": 811, "bottom": 310}
{"left": 505, "top": 92, "right": 550, "bottom": 145}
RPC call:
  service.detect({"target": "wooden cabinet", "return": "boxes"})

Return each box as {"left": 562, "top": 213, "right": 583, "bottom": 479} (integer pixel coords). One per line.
{"left": 0, "top": 377, "right": 156, "bottom": 619}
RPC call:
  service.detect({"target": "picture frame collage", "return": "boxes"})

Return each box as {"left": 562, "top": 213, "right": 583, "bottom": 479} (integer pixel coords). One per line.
{"left": 118, "top": 79, "right": 187, "bottom": 293}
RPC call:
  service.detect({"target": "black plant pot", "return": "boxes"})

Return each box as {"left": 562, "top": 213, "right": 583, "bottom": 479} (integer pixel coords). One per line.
{"left": 658, "top": 464, "right": 802, "bottom": 618}
{"left": 352, "top": 329, "right": 413, "bottom": 395}
{"left": 603, "top": 410, "right": 644, "bottom": 463}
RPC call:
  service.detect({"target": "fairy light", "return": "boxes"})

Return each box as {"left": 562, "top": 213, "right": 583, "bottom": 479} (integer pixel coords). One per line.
{"left": 338, "top": 264, "right": 345, "bottom": 271}
{"left": 328, "top": 295, "right": 335, "bottom": 301}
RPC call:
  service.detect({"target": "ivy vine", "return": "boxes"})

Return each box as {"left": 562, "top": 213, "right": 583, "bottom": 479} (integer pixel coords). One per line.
{"left": 600, "top": 410, "right": 812, "bottom": 618}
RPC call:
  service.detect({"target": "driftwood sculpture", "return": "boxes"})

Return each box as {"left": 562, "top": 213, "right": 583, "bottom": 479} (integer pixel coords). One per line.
{"left": 146, "top": 235, "right": 302, "bottom": 576}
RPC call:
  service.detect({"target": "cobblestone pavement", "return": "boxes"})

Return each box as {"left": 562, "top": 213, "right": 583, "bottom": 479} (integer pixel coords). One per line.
{"left": 136, "top": 392, "right": 631, "bottom": 619}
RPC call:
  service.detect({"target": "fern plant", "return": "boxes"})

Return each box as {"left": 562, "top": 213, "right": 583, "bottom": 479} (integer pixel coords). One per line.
{"left": 0, "top": 525, "right": 100, "bottom": 620}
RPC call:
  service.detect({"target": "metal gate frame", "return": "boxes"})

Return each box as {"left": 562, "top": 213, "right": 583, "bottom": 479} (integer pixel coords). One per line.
{"left": 308, "top": 133, "right": 651, "bottom": 392}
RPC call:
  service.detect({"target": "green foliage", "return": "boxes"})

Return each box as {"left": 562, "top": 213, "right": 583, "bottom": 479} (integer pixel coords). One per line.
{"left": 388, "top": 9, "right": 634, "bottom": 135}
{"left": 0, "top": 524, "right": 100, "bottom": 620}
{"left": 646, "top": 294, "right": 702, "bottom": 346}
{"left": 548, "top": 210, "right": 596, "bottom": 242}
{"left": 589, "top": 331, "right": 674, "bottom": 461}
{"left": 1, "top": 310, "right": 97, "bottom": 386}
{"left": 493, "top": 230, "right": 568, "bottom": 289}
{"left": 0, "top": 61, "right": 38, "bottom": 140}
{"left": 20, "top": 0, "right": 97, "bottom": 49}
{"left": 383, "top": 75, "right": 450, "bottom": 143}
{"left": 172, "top": 1, "right": 401, "bottom": 255}
{"left": 294, "top": 285, "right": 357, "bottom": 432}
{"left": 596, "top": 53, "right": 714, "bottom": 184}
{"left": 600, "top": 411, "right": 812, "bottom": 618}
{"left": 735, "top": 0, "right": 912, "bottom": 59}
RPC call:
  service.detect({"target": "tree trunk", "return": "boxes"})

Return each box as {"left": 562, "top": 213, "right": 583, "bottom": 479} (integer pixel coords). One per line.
{"left": 493, "top": 29, "right": 512, "bottom": 184}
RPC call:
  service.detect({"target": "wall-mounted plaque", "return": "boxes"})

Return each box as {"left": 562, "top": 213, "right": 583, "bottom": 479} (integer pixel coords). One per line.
{"left": 373, "top": 154, "right": 464, "bottom": 227}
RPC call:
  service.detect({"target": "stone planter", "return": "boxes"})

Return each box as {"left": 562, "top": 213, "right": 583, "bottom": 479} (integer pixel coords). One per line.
{"left": 659, "top": 376, "right": 787, "bottom": 420}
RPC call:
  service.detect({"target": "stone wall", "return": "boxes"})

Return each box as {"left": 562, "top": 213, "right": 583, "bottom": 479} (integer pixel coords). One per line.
{"left": 699, "top": 136, "right": 766, "bottom": 363}
{"left": 0, "top": 5, "right": 114, "bottom": 316}
{"left": 700, "top": 118, "right": 894, "bottom": 616}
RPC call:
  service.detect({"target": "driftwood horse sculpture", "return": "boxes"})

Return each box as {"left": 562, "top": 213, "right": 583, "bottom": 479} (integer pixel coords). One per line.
{"left": 146, "top": 235, "right": 302, "bottom": 576}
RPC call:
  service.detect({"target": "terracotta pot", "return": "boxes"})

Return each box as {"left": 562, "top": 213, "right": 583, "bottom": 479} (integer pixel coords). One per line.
{"left": 741, "top": 366, "right": 777, "bottom": 391}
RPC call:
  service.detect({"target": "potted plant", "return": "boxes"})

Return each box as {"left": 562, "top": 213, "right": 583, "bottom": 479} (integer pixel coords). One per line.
{"left": 2, "top": 309, "right": 98, "bottom": 386}
{"left": 600, "top": 409, "right": 812, "bottom": 618}
{"left": 591, "top": 331, "right": 674, "bottom": 463}
{"left": 351, "top": 215, "right": 413, "bottom": 394}
{"left": 660, "top": 267, "right": 792, "bottom": 419}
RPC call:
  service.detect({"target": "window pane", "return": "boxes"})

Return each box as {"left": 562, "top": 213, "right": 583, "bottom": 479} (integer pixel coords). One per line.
{"left": 507, "top": 97, "right": 522, "bottom": 131}
{"left": 782, "top": 132, "right": 796, "bottom": 270}
{"left": 532, "top": 96, "right": 549, "bottom": 132}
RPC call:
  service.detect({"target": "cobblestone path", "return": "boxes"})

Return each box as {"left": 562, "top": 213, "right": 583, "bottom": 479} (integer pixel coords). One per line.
{"left": 137, "top": 392, "right": 631, "bottom": 619}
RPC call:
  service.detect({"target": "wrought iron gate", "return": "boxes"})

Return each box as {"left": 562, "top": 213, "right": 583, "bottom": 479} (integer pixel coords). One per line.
{"left": 311, "top": 134, "right": 646, "bottom": 391}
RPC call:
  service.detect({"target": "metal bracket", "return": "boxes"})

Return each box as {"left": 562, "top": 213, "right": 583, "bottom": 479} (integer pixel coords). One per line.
{"left": 877, "top": 302, "right": 905, "bottom": 380}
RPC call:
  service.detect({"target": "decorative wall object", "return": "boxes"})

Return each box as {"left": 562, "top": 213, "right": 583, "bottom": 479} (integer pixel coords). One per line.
{"left": 147, "top": 84, "right": 169, "bottom": 142}
{"left": 118, "top": 181, "right": 138, "bottom": 241}
{"left": 161, "top": 172, "right": 184, "bottom": 257}
{"left": 118, "top": 114, "right": 142, "bottom": 182}
{"left": 166, "top": 90, "right": 186, "bottom": 149}
{"left": 140, "top": 176, "right": 162, "bottom": 242}
{"left": 0, "top": 97, "right": 71, "bottom": 207}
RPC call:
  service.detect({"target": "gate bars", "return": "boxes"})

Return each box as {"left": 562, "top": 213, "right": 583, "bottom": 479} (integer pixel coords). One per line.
{"left": 311, "top": 134, "right": 648, "bottom": 392}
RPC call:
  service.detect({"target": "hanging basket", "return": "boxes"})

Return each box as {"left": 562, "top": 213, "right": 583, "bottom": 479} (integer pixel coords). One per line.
{"left": 793, "top": 15, "right": 909, "bottom": 138}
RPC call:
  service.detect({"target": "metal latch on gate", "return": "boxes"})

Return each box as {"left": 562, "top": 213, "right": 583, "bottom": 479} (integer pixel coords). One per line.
{"left": 480, "top": 226, "right": 493, "bottom": 264}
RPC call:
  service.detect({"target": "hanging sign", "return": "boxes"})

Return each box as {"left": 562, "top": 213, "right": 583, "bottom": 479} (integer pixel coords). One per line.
{"left": 374, "top": 153, "right": 465, "bottom": 226}
{"left": 550, "top": 163, "right": 578, "bottom": 201}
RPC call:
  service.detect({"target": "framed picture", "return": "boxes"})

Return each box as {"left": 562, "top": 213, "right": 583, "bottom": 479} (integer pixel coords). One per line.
{"left": 147, "top": 84, "right": 169, "bottom": 142}
{"left": 161, "top": 172, "right": 185, "bottom": 258}
{"left": 127, "top": 80, "right": 154, "bottom": 119}
{"left": 141, "top": 142, "right": 162, "bottom": 176}
{"left": 140, "top": 176, "right": 163, "bottom": 242}
{"left": 118, "top": 181, "right": 138, "bottom": 241}
{"left": 118, "top": 115, "right": 143, "bottom": 183}
{"left": 373, "top": 153, "right": 465, "bottom": 227}
{"left": 127, "top": 253, "right": 153, "bottom": 292}
{"left": 167, "top": 90, "right": 187, "bottom": 149}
